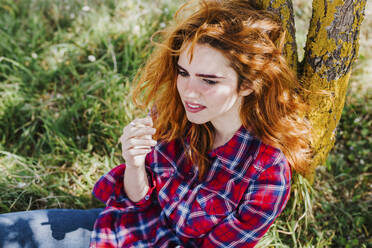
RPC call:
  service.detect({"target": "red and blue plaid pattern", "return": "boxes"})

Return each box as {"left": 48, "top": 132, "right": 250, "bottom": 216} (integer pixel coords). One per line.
{"left": 90, "top": 126, "right": 291, "bottom": 247}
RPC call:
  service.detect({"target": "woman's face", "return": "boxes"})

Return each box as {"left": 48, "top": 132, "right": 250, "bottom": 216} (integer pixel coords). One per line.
{"left": 176, "top": 43, "right": 251, "bottom": 131}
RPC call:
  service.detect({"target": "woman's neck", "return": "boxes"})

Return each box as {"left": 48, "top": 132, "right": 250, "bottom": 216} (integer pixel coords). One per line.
{"left": 210, "top": 98, "right": 243, "bottom": 149}
{"left": 212, "top": 122, "right": 242, "bottom": 149}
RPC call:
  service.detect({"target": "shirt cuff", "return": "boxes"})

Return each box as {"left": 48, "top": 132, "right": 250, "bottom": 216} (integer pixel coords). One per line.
{"left": 92, "top": 163, "right": 157, "bottom": 211}
{"left": 130, "top": 167, "right": 156, "bottom": 208}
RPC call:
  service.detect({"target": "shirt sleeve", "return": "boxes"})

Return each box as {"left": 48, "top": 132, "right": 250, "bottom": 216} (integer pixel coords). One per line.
{"left": 92, "top": 161, "right": 157, "bottom": 211}
{"left": 200, "top": 158, "right": 291, "bottom": 248}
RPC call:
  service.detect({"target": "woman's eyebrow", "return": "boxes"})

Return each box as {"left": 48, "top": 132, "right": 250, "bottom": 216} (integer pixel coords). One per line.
{"left": 177, "top": 64, "right": 225, "bottom": 79}
{"left": 195, "top": 73, "right": 225, "bottom": 79}
{"left": 176, "top": 64, "right": 187, "bottom": 71}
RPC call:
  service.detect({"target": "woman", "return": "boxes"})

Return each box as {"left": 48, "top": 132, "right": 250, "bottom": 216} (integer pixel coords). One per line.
{"left": 89, "top": 0, "right": 311, "bottom": 247}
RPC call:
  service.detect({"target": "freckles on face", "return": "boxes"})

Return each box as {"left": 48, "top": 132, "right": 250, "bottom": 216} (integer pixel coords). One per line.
{"left": 209, "top": 83, "right": 239, "bottom": 109}
{"left": 176, "top": 42, "right": 244, "bottom": 127}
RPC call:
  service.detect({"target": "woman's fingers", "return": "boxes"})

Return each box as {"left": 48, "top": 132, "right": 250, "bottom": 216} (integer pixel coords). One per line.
{"left": 127, "top": 127, "right": 156, "bottom": 139}
{"left": 122, "top": 147, "right": 152, "bottom": 167}
{"left": 130, "top": 116, "right": 153, "bottom": 128}
{"left": 119, "top": 116, "right": 156, "bottom": 167}
{"left": 124, "top": 138, "right": 157, "bottom": 149}
{"left": 120, "top": 129, "right": 156, "bottom": 145}
{"left": 123, "top": 148, "right": 152, "bottom": 157}
{"left": 123, "top": 117, "right": 155, "bottom": 140}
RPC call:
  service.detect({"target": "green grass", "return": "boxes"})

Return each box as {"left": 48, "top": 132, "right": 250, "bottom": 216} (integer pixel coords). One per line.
{"left": 0, "top": 0, "right": 180, "bottom": 210}
{"left": 1, "top": 0, "right": 371, "bottom": 247}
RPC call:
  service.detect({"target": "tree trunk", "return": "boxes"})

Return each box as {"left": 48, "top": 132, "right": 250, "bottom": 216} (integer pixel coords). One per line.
{"left": 255, "top": 0, "right": 299, "bottom": 70}
{"left": 255, "top": 0, "right": 367, "bottom": 180}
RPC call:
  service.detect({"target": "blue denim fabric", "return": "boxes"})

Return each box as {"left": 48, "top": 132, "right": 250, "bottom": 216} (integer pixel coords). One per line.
{"left": 0, "top": 208, "right": 103, "bottom": 248}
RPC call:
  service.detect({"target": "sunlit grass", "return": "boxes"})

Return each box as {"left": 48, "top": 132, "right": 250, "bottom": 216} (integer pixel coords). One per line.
{"left": 0, "top": 0, "right": 371, "bottom": 247}
{"left": 0, "top": 0, "right": 181, "bottom": 212}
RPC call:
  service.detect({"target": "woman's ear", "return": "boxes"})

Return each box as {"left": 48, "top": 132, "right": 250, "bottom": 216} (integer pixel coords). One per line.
{"left": 239, "top": 88, "right": 253, "bottom": 96}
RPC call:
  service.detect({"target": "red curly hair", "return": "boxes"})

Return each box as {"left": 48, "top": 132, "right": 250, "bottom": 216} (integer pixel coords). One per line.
{"left": 132, "top": 0, "right": 311, "bottom": 179}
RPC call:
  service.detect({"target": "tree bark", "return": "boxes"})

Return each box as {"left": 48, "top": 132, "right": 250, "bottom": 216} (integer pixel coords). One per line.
{"left": 301, "top": 0, "right": 366, "bottom": 180}
{"left": 255, "top": 0, "right": 366, "bottom": 180}
{"left": 255, "top": 0, "right": 299, "bottom": 71}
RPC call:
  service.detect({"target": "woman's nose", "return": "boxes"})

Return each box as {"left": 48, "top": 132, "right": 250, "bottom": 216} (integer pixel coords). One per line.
{"left": 183, "top": 77, "right": 200, "bottom": 98}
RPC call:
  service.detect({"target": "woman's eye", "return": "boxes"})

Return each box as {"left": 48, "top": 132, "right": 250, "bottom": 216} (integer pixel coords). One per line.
{"left": 177, "top": 69, "right": 188, "bottom": 77}
{"left": 203, "top": 79, "right": 218, "bottom": 85}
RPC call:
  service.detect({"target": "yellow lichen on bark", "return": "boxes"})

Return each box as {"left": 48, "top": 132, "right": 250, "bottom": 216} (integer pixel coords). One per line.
{"left": 259, "top": 0, "right": 298, "bottom": 70}
{"left": 307, "top": 0, "right": 343, "bottom": 57}
{"left": 302, "top": 68, "right": 350, "bottom": 180}
{"left": 279, "top": 6, "right": 292, "bottom": 43}
{"left": 352, "top": 1, "right": 367, "bottom": 30}
{"left": 259, "top": 0, "right": 281, "bottom": 12}
{"left": 280, "top": 6, "right": 297, "bottom": 71}
{"left": 340, "top": 41, "right": 353, "bottom": 57}
{"left": 301, "top": 0, "right": 366, "bottom": 180}
{"left": 255, "top": 0, "right": 366, "bottom": 180}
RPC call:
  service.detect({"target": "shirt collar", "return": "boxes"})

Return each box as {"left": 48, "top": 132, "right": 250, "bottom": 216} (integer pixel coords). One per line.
{"left": 183, "top": 125, "right": 256, "bottom": 169}
{"left": 207, "top": 125, "right": 254, "bottom": 161}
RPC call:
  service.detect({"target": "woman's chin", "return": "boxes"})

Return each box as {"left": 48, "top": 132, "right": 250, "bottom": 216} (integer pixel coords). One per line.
{"left": 185, "top": 116, "right": 208, "bottom": 125}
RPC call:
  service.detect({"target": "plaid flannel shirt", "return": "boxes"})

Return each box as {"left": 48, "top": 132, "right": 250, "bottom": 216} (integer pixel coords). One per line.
{"left": 90, "top": 126, "right": 291, "bottom": 248}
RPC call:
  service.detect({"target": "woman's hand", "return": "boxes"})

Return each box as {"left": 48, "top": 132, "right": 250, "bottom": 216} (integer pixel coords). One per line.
{"left": 120, "top": 116, "right": 157, "bottom": 168}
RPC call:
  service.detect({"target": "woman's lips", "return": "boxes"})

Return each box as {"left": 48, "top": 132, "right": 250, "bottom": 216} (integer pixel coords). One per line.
{"left": 184, "top": 101, "right": 206, "bottom": 113}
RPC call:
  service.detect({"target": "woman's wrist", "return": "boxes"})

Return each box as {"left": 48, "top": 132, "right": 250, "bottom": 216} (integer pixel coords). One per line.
{"left": 124, "top": 164, "right": 150, "bottom": 202}
{"left": 125, "top": 163, "right": 145, "bottom": 171}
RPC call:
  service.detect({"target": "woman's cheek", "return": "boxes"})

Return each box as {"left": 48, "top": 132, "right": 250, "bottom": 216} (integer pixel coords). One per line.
{"left": 176, "top": 77, "right": 185, "bottom": 93}
{"left": 199, "top": 83, "right": 214, "bottom": 93}
{"left": 202, "top": 85, "right": 221, "bottom": 99}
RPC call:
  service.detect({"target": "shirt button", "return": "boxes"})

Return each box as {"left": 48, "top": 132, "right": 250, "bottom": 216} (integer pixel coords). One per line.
{"left": 145, "top": 195, "right": 150, "bottom": 200}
